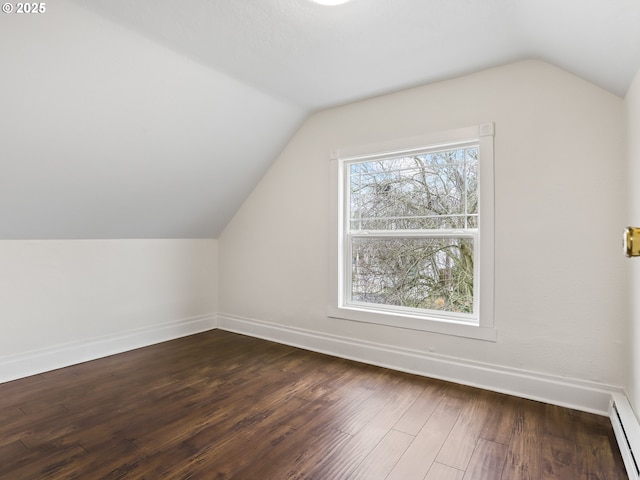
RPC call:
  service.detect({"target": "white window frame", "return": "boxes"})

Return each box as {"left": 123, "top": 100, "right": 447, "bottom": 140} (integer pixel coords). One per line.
{"left": 328, "top": 124, "right": 496, "bottom": 341}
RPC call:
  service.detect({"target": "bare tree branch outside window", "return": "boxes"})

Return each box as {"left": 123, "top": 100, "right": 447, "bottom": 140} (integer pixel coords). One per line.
{"left": 347, "top": 146, "right": 478, "bottom": 314}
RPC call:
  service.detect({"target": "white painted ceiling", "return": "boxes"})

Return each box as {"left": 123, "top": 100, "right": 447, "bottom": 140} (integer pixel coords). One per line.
{"left": 1, "top": 0, "right": 639, "bottom": 239}
{"left": 77, "top": 0, "right": 640, "bottom": 107}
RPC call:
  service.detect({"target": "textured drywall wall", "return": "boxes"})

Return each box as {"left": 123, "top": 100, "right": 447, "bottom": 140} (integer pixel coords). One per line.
{"left": 220, "top": 60, "right": 627, "bottom": 387}
{"left": 627, "top": 68, "right": 640, "bottom": 413}
{"left": 0, "top": 239, "right": 217, "bottom": 358}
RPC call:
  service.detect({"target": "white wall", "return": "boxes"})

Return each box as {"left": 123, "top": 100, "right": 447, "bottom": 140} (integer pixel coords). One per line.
{"left": 219, "top": 60, "right": 627, "bottom": 394}
{"left": 627, "top": 68, "right": 640, "bottom": 414}
{"left": 0, "top": 239, "right": 218, "bottom": 381}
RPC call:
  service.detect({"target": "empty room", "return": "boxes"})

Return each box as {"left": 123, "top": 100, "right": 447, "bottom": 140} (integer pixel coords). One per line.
{"left": 2, "top": 0, "right": 640, "bottom": 478}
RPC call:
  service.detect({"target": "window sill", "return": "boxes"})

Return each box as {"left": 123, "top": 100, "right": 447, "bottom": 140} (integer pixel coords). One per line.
{"left": 328, "top": 305, "right": 497, "bottom": 342}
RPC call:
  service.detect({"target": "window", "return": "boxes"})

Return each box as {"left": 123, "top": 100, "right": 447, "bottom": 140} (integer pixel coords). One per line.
{"left": 329, "top": 124, "right": 495, "bottom": 341}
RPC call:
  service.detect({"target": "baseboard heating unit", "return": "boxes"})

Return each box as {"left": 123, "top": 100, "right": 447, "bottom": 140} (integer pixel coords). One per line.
{"left": 611, "top": 393, "right": 640, "bottom": 480}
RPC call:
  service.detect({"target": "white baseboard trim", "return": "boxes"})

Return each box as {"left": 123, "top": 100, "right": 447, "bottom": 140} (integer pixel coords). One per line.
{"left": 0, "top": 313, "right": 218, "bottom": 384}
{"left": 218, "top": 313, "right": 621, "bottom": 416}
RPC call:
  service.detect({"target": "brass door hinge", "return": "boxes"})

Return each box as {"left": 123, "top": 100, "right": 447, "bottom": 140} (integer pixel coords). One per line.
{"left": 624, "top": 227, "right": 640, "bottom": 257}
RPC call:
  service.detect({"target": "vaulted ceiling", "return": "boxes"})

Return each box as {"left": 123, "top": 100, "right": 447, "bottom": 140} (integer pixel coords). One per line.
{"left": 80, "top": 0, "right": 640, "bottom": 107}
{"left": 2, "top": 0, "right": 639, "bottom": 238}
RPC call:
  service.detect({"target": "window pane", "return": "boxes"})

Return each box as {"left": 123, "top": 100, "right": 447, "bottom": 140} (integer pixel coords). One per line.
{"left": 351, "top": 237, "right": 474, "bottom": 313}
{"left": 349, "top": 147, "right": 478, "bottom": 231}
{"left": 465, "top": 148, "right": 479, "bottom": 219}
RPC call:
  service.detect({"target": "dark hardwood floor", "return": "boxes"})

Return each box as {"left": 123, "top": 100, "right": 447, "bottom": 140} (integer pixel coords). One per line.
{"left": 0, "top": 330, "right": 627, "bottom": 479}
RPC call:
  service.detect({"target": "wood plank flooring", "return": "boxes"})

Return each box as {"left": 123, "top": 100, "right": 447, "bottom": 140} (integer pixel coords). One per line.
{"left": 0, "top": 330, "right": 627, "bottom": 479}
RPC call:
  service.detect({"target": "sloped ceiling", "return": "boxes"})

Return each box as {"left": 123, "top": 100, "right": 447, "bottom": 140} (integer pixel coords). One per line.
{"left": 77, "top": 0, "right": 640, "bottom": 107}
{"left": 1, "top": 0, "right": 639, "bottom": 239}
{"left": 0, "top": 0, "right": 305, "bottom": 239}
